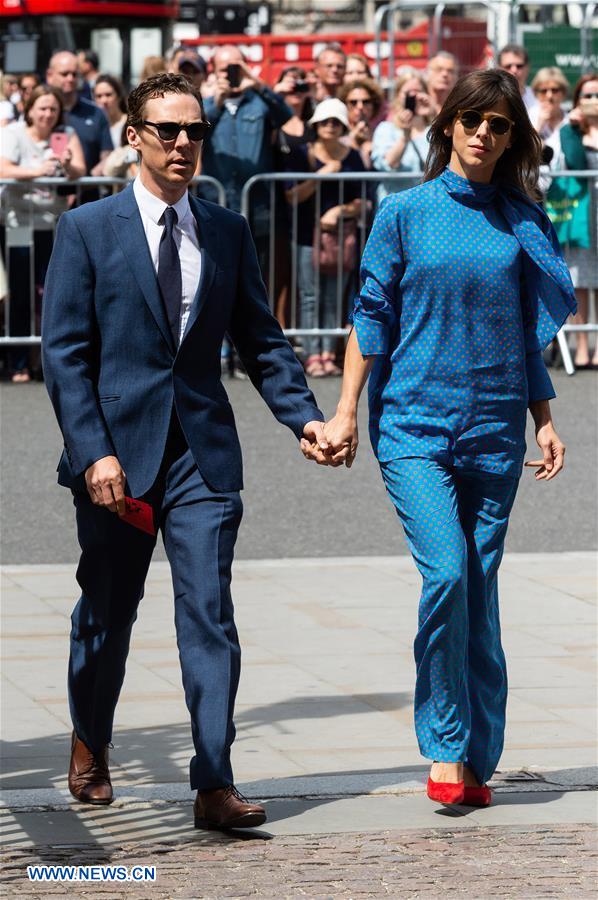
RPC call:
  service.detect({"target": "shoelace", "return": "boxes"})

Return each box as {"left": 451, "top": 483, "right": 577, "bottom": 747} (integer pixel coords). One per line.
{"left": 223, "top": 785, "right": 250, "bottom": 803}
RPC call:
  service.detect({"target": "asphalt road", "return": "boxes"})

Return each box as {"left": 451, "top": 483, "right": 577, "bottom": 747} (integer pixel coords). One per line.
{"left": 1, "top": 370, "right": 596, "bottom": 564}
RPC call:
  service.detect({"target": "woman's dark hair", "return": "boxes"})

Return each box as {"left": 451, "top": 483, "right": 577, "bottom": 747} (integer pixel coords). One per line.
{"left": 424, "top": 68, "right": 543, "bottom": 199}
{"left": 126, "top": 73, "right": 205, "bottom": 130}
{"left": 572, "top": 71, "right": 598, "bottom": 107}
{"left": 24, "top": 85, "right": 65, "bottom": 128}
{"left": 95, "top": 73, "right": 128, "bottom": 115}
{"left": 338, "top": 77, "right": 384, "bottom": 117}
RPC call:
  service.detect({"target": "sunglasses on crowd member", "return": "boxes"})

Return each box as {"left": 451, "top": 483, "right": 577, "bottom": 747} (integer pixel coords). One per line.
{"left": 457, "top": 109, "right": 514, "bottom": 135}
{"left": 318, "top": 118, "right": 344, "bottom": 127}
{"left": 536, "top": 86, "right": 564, "bottom": 96}
{"left": 347, "top": 98, "right": 374, "bottom": 106}
{"left": 581, "top": 92, "right": 598, "bottom": 99}
{"left": 503, "top": 62, "right": 526, "bottom": 70}
{"left": 143, "top": 120, "right": 211, "bottom": 142}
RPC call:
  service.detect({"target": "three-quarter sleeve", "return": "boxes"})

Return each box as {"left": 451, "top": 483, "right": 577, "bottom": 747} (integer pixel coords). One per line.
{"left": 520, "top": 274, "right": 556, "bottom": 402}
{"left": 352, "top": 195, "right": 404, "bottom": 357}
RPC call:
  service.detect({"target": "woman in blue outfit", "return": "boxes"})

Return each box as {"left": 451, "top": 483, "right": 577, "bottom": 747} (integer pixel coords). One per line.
{"left": 311, "top": 70, "right": 577, "bottom": 807}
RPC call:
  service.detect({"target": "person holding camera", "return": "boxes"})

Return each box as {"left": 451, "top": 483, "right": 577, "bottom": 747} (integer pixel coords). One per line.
{"left": 202, "top": 46, "right": 292, "bottom": 217}
{"left": 0, "top": 84, "right": 85, "bottom": 381}
{"left": 338, "top": 78, "right": 384, "bottom": 169}
{"left": 371, "top": 71, "right": 433, "bottom": 201}
{"left": 561, "top": 73, "right": 598, "bottom": 368}
{"left": 529, "top": 67, "right": 569, "bottom": 171}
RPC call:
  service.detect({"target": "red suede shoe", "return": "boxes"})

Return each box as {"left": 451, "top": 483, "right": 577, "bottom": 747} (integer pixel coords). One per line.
{"left": 426, "top": 776, "right": 465, "bottom": 805}
{"left": 462, "top": 785, "right": 492, "bottom": 807}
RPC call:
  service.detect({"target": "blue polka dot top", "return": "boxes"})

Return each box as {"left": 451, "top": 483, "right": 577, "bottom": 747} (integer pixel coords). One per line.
{"left": 353, "top": 167, "right": 558, "bottom": 477}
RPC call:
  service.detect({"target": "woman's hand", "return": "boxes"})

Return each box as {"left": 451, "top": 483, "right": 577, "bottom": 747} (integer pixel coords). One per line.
{"left": 396, "top": 108, "right": 414, "bottom": 131}
{"left": 34, "top": 158, "right": 60, "bottom": 178}
{"left": 415, "top": 92, "right": 433, "bottom": 118}
{"left": 320, "top": 205, "right": 342, "bottom": 231}
{"left": 350, "top": 120, "right": 371, "bottom": 145}
{"left": 525, "top": 421, "right": 566, "bottom": 481}
{"left": 567, "top": 106, "right": 585, "bottom": 128}
{"left": 323, "top": 411, "right": 358, "bottom": 467}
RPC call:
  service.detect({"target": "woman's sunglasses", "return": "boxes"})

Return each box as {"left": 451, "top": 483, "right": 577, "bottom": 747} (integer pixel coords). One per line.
{"left": 536, "top": 86, "right": 564, "bottom": 96}
{"left": 317, "top": 118, "right": 344, "bottom": 127}
{"left": 143, "top": 120, "right": 211, "bottom": 142}
{"left": 457, "top": 109, "right": 514, "bottom": 135}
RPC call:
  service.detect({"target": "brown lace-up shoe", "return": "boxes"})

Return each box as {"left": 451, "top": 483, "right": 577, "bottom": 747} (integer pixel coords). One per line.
{"left": 68, "top": 731, "right": 113, "bottom": 805}
{"left": 194, "top": 785, "right": 266, "bottom": 830}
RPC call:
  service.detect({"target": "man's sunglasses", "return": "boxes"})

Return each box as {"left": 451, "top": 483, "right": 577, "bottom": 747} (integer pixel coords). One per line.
{"left": 143, "top": 120, "right": 211, "bottom": 141}
{"left": 347, "top": 98, "right": 373, "bottom": 106}
{"left": 457, "top": 109, "right": 514, "bottom": 135}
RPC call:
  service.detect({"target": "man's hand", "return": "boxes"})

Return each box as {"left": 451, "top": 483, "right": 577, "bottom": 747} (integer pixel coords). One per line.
{"left": 323, "top": 412, "right": 359, "bottom": 468}
{"left": 85, "top": 455, "right": 127, "bottom": 513}
{"left": 300, "top": 420, "right": 335, "bottom": 466}
{"left": 524, "top": 422, "right": 566, "bottom": 481}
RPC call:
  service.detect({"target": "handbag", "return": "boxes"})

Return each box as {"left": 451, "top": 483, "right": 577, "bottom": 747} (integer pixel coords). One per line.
{"left": 313, "top": 218, "right": 358, "bottom": 275}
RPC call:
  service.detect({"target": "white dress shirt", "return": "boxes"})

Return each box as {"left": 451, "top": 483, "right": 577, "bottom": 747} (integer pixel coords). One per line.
{"left": 133, "top": 176, "right": 202, "bottom": 343}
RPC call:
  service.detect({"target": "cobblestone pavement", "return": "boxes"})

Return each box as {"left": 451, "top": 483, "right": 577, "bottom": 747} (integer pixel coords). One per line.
{"left": 2, "top": 824, "right": 596, "bottom": 899}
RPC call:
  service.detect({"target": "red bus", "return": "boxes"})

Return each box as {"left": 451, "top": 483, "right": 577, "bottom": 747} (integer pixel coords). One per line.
{"left": 182, "top": 18, "right": 489, "bottom": 84}
{"left": 0, "top": 0, "right": 178, "bottom": 86}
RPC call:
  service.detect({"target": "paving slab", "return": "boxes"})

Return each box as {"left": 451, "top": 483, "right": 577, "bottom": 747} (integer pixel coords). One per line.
{"left": 1, "top": 554, "right": 596, "bottom": 860}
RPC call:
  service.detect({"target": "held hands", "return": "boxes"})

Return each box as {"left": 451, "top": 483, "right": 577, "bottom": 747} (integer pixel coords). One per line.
{"left": 301, "top": 413, "right": 358, "bottom": 468}
{"left": 85, "top": 455, "right": 127, "bottom": 514}
{"left": 524, "top": 422, "right": 566, "bottom": 481}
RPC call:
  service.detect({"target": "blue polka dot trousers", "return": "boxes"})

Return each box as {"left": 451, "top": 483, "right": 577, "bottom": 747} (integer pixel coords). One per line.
{"left": 380, "top": 457, "right": 519, "bottom": 785}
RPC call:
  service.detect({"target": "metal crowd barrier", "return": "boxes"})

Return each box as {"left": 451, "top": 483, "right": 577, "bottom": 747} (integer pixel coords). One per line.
{"left": 0, "top": 175, "right": 226, "bottom": 351}
{"left": 1, "top": 171, "right": 596, "bottom": 377}
{"left": 241, "top": 169, "right": 598, "bottom": 376}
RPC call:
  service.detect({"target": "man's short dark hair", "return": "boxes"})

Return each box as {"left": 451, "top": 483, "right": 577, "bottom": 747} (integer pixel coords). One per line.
{"left": 81, "top": 49, "right": 100, "bottom": 70}
{"left": 126, "top": 73, "right": 205, "bottom": 130}
{"left": 497, "top": 44, "right": 529, "bottom": 65}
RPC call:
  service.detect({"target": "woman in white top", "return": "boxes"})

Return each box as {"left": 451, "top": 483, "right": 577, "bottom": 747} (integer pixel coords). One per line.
{"left": 94, "top": 74, "right": 128, "bottom": 150}
{"left": 529, "top": 66, "right": 569, "bottom": 169}
{"left": 0, "top": 85, "right": 85, "bottom": 380}
{"left": 371, "top": 71, "right": 433, "bottom": 202}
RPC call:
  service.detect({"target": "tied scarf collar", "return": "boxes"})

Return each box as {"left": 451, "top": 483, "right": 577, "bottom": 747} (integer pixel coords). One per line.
{"left": 441, "top": 166, "right": 577, "bottom": 349}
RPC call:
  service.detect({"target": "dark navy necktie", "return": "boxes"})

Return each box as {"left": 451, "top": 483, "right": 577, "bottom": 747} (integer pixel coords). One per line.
{"left": 158, "top": 206, "right": 182, "bottom": 345}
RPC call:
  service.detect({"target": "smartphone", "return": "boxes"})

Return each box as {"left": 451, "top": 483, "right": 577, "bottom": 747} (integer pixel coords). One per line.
{"left": 226, "top": 64, "right": 241, "bottom": 89}
{"left": 405, "top": 93, "right": 417, "bottom": 113}
{"left": 295, "top": 81, "right": 310, "bottom": 94}
{"left": 50, "top": 131, "right": 69, "bottom": 158}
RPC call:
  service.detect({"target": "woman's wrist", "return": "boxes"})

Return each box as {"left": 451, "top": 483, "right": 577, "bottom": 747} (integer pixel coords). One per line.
{"left": 529, "top": 398, "right": 552, "bottom": 428}
{"left": 336, "top": 399, "right": 358, "bottom": 419}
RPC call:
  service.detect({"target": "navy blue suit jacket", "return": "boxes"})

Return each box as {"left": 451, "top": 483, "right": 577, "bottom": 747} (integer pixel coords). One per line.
{"left": 42, "top": 184, "right": 323, "bottom": 496}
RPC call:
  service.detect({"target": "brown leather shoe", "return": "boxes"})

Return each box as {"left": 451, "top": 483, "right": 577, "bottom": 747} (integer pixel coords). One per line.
{"left": 194, "top": 785, "right": 266, "bottom": 830}
{"left": 68, "top": 731, "right": 113, "bottom": 805}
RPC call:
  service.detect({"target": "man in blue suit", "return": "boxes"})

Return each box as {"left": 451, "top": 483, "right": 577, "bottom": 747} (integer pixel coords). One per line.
{"left": 42, "top": 74, "right": 328, "bottom": 830}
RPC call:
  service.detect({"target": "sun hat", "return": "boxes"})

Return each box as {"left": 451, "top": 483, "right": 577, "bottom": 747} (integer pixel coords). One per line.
{"left": 308, "top": 97, "right": 350, "bottom": 130}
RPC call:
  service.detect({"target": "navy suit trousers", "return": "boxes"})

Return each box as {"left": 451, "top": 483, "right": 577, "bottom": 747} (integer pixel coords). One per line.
{"left": 69, "top": 419, "right": 243, "bottom": 790}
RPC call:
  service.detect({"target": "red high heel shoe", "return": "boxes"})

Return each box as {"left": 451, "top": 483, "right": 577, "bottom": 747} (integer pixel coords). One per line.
{"left": 426, "top": 776, "right": 465, "bottom": 805}
{"left": 462, "top": 785, "right": 492, "bottom": 807}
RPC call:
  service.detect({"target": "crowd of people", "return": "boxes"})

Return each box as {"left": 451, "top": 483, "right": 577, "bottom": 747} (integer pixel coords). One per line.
{"left": 0, "top": 41, "right": 597, "bottom": 381}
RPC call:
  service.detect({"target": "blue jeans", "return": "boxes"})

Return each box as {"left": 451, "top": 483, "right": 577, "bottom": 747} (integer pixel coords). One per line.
{"left": 380, "top": 457, "right": 519, "bottom": 785}
{"left": 297, "top": 244, "right": 348, "bottom": 357}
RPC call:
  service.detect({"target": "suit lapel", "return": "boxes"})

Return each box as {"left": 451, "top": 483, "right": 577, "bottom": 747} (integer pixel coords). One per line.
{"left": 110, "top": 184, "right": 176, "bottom": 355}
{"left": 181, "top": 195, "right": 219, "bottom": 342}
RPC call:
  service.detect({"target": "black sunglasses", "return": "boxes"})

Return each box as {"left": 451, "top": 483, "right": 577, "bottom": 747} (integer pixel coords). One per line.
{"left": 143, "top": 120, "right": 211, "bottom": 142}
{"left": 457, "top": 108, "right": 514, "bottom": 136}
{"left": 581, "top": 92, "right": 598, "bottom": 99}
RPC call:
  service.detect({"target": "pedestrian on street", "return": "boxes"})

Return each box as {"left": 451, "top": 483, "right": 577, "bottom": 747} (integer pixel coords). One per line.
{"left": 41, "top": 73, "right": 327, "bottom": 831}
{"left": 316, "top": 69, "right": 576, "bottom": 808}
